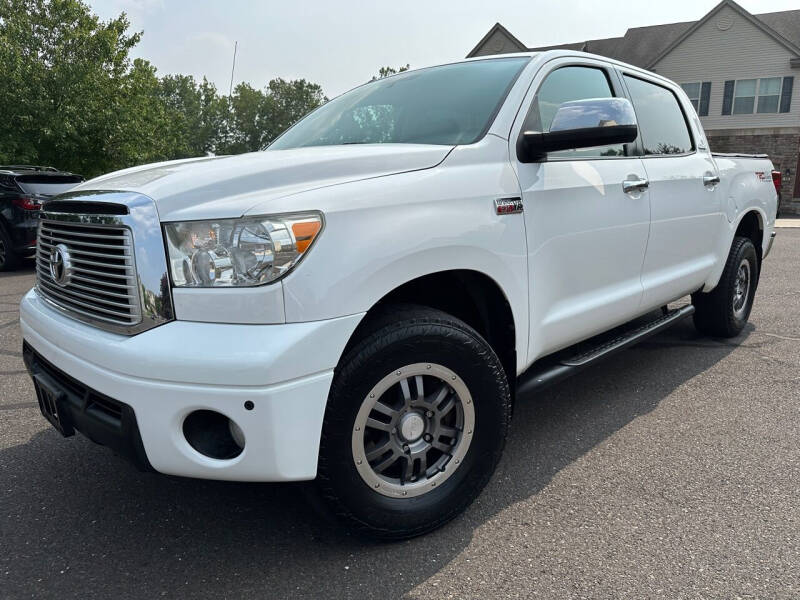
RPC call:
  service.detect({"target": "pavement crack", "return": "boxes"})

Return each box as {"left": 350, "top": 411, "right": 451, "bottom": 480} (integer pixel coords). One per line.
{"left": 755, "top": 331, "right": 800, "bottom": 342}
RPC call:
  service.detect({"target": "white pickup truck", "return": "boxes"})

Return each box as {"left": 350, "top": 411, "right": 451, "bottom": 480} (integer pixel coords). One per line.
{"left": 21, "top": 51, "right": 778, "bottom": 539}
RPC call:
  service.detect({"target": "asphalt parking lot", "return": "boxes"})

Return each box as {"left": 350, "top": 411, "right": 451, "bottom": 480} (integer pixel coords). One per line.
{"left": 2, "top": 231, "right": 799, "bottom": 599}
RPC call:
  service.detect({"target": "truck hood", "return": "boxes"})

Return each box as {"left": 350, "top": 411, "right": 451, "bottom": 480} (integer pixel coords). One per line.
{"left": 72, "top": 144, "right": 453, "bottom": 221}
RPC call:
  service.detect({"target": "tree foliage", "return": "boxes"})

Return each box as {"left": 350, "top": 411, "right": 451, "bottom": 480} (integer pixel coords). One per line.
{"left": 373, "top": 64, "right": 410, "bottom": 80}
{"left": 0, "top": 0, "right": 327, "bottom": 177}
{"left": 217, "top": 79, "right": 325, "bottom": 154}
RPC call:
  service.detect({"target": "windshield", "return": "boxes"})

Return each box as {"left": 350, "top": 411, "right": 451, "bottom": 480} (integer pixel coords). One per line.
{"left": 269, "top": 57, "right": 530, "bottom": 150}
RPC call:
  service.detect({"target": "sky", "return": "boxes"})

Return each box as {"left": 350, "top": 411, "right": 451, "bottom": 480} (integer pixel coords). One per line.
{"left": 88, "top": 0, "right": 800, "bottom": 98}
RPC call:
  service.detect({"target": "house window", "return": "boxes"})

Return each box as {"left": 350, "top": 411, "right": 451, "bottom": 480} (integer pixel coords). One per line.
{"left": 732, "top": 78, "right": 784, "bottom": 114}
{"left": 681, "top": 83, "right": 701, "bottom": 111}
{"left": 680, "top": 81, "right": 711, "bottom": 116}
{"left": 733, "top": 79, "right": 757, "bottom": 114}
{"left": 757, "top": 77, "right": 782, "bottom": 113}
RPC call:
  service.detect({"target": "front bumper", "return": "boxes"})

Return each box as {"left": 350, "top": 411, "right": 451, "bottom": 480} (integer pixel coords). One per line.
{"left": 23, "top": 343, "right": 153, "bottom": 470}
{"left": 20, "top": 288, "right": 364, "bottom": 481}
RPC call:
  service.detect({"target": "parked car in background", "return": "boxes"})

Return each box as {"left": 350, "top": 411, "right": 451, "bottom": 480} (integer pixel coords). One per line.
{"left": 20, "top": 52, "right": 778, "bottom": 539}
{"left": 0, "top": 166, "right": 84, "bottom": 271}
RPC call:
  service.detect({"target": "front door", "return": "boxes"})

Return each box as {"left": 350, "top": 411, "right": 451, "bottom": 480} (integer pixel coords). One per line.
{"left": 512, "top": 60, "right": 651, "bottom": 361}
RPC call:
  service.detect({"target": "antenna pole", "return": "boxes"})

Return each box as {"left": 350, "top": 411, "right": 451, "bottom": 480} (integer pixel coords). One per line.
{"left": 228, "top": 41, "right": 238, "bottom": 96}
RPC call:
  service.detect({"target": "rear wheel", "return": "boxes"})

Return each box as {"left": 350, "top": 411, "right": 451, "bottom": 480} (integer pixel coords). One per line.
{"left": 692, "top": 236, "right": 758, "bottom": 338}
{"left": 0, "top": 226, "right": 21, "bottom": 272}
{"left": 317, "top": 306, "right": 511, "bottom": 539}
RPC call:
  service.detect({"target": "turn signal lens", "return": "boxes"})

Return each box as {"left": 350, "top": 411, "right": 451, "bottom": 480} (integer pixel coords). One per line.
{"left": 292, "top": 221, "right": 322, "bottom": 253}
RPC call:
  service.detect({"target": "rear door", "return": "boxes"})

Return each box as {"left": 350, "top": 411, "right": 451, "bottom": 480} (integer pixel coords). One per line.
{"left": 511, "top": 58, "right": 651, "bottom": 361}
{"left": 620, "top": 73, "right": 724, "bottom": 309}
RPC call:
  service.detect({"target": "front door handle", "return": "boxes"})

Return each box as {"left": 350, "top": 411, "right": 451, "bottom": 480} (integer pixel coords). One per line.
{"left": 623, "top": 178, "right": 649, "bottom": 194}
{"left": 704, "top": 174, "right": 721, "bottom": 187}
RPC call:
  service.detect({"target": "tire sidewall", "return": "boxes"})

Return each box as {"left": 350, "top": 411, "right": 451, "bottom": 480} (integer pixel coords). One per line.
{"left": 728, "top": 240, "right": 758, "bottom": 331}
{"left": 319, "top": 321, "right": 509, "bottom": 535}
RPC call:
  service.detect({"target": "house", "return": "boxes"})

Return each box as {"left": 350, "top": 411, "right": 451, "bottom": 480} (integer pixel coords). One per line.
{"left": 468, "top": 0, "right": 800, "bottom": 214}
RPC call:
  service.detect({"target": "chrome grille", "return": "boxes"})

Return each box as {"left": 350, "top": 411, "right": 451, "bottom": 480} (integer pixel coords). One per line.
{"left": 36, "top": 220, "right": 142, "bottom": 328}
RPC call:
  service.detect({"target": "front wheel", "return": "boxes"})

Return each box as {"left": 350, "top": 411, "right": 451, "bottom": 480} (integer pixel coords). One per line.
{"left": 692, "top": 236, "right": 759, "bottom": 338}
{"left": 316, "top": 306, "right": 511, "bottom": 539}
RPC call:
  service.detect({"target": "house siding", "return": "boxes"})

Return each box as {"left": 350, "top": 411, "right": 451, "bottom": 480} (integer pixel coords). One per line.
{"left": 652, "top": 5, "right": 800, "bottom": 130}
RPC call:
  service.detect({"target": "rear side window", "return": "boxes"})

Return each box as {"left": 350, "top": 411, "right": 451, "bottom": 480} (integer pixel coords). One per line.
{"left": 624, "top": 75, "right": 693, "bottom": 156}
{"left": 525, "top": 65, "right": 625, "bottom": 157}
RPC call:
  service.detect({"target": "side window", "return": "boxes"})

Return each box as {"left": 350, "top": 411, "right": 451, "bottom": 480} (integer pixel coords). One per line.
{"left": 624, "top": 75, "right": 694, "bottom": 156}
{"left": 524, "top": 65, "right": 625, "bottom": 158}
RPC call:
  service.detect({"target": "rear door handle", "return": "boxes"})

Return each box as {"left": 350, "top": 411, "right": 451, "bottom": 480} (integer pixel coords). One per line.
{"left": 703, "top": 174, "right": 721, "bottom": 187}
{"left": 623, "top": 178, "right": 649, "bottom": 194}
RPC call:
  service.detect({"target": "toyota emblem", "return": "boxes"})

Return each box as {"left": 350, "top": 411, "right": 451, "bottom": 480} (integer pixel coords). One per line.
{"left": 49, "top": 244, "right": 73, "bottom": 287}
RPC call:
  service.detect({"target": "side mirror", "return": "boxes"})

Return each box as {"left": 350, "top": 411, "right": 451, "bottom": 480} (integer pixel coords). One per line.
{"left": 517, "top": 97, "right": 639, "bottom": 163}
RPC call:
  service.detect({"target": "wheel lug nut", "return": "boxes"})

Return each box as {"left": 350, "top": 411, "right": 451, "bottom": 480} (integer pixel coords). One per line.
{"left": 402, "top": 444, "right": 410, "bottom": 453}
{"left": 426, "top": 410, "right": 433, "bottom": 418}
{"left": 423, "top": 433, "right": 432, "bottom": 443}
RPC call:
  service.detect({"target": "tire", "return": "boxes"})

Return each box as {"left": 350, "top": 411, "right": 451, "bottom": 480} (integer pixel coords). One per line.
{"left": 0, "top": 225, "right": 21, "bottom": 272}
{"left": 692, "top": 236, "right": 759, "bottom": 338}
{"left": 316, "top": 305, "right": 511, "bottom": 540}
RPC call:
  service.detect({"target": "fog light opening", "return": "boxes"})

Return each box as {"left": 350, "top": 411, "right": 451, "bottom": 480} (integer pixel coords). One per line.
{"left": 183, "top": 410, "right": 244, "bottom": 460}
{"left": 228, "top": 419, "right": 246, "bottom": 448}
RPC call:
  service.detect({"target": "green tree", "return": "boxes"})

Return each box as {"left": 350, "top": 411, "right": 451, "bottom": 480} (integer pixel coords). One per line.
{"left": 264, "top": 78, "right": 326, "bottom": 142}
{"left": 158, "top": 73, "right": 204, "bottom": 158}
{"left": 0, "top": 0, "right": 142, "bottom": 176}
{"left": 157, "top": 74, "right": 230, "bottom": 158}
{"left": 372, "top": 64, "right": 410, "bottom": 80}
{"left": 223, "top": 82, "right": 267, "bottom": 154}
{"left": 0, "top": 0, "right": 328, "bottom": 175}
{"left": 217, "top": 78, "right": 326, "bottom": 154}
{"left": 105, "top": 58, "right": 173, "bottom": 169}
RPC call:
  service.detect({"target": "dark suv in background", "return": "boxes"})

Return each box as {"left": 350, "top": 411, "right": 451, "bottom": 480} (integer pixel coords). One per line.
{"left": 0, "top": 166, "right": 83, "bottom": 271}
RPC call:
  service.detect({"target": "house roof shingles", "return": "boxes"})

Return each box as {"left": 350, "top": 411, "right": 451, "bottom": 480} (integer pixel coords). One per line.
{"left": 757, "top": 10, "right": 800, "bottom": 48}
{"left": 510, "top": 4, "right": 800, "bottom": 68}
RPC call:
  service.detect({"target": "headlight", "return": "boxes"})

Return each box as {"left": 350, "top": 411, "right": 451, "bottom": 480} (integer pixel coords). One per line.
{"left": 164, "top": 212, "right": 322, "bottom": 287}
